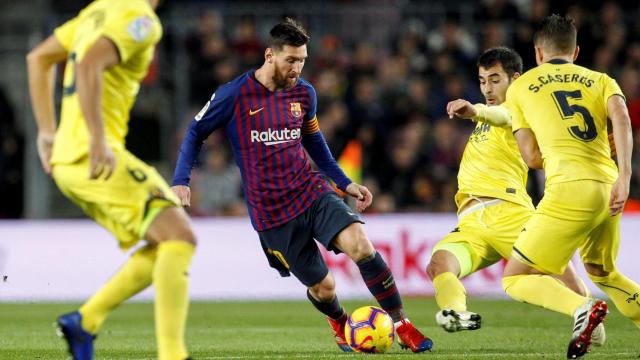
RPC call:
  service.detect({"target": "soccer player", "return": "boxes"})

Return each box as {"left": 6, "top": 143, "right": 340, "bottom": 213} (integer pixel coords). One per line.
{"left": 428, "top": 47, "right": 596, "bottom": 335}
{"left": 27, "top": 1, "right": 196, "bottom": 359}
{"left": 499, "top": 14, "right": 640, "bottom": 359}
{"left": 171, "top": 18, "right": 432, "bottom": 353}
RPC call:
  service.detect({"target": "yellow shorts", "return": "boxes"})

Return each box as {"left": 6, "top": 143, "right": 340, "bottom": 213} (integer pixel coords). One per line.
{"left": 512, "top": 180, "right": 619, "bottom": 275}
{"left": 52, "top": 149, "right": 180, "bottom": 249}
{"left": 434, "top": 200, "right": 532, "bottom": 277}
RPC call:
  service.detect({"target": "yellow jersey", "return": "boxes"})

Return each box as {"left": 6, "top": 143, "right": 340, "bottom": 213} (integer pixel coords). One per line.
{"left": 51, "top": 0, "right": 162, "bottom": 164}
{"left": 507, "top": 59, "right": 623, "bottom": 185}
{"left": 455, "top": 113, "right": 534, "bottom": 212}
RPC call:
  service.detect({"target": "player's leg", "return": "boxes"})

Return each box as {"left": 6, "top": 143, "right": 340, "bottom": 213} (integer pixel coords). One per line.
{"left": 307, "top": 273, "right": 352, "bottom": 352}
{"left": 52, "top": 154, "right": 165, "bottom": 359}
{"left": 77, "top": 244, "right": 157, "bottom": 334}
{"left": 427, "top": 247, "right": 466, "bottom": 312}
{"left": 554, "top": 262, "right": 590, "bottom": 297}
{"left": 257, "top": 209, "right": 352, "bottom": 352}
{"left": 311, "top": 193, "right": 431, "bottom": 352}
{"left": 307, "top": 272, "right": 346, "bottom": 321}
{"left": 144, "top": 207, "right": 196, "bottom": 360}
{"left": 53, "top": 150, "right": 195, "bottom": 360}
{"left": 585, "top": 263, "right": 640, "bottom": 327}
{"left": 331, "top": 223, "right": 432, "bottom": 352}
{"left": 502, "top": 181, "right": 609, "bottom": 358}
{"left": 427, "top": 244, "right": 483, "bottom": 332}
{"left": 582, "top": 214, "right": 640, "bottom": 329}
{"left": 503, "top": 258, "right": 587, "bottom": 315}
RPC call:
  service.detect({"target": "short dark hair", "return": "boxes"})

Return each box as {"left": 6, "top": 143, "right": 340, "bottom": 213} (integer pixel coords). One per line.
{"left": 267, "top": 17, "right": 310, "bottom": 51}
{"left": 534, "top": 14, "right": 577, "bottom": 54}
{"left": 477, "top": 47, "right": 523, "bottom": 77}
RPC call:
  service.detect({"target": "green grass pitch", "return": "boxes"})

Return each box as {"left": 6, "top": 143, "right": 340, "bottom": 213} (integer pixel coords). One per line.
{"left": 0, "top": 298, "right": 637, "bottom": 359}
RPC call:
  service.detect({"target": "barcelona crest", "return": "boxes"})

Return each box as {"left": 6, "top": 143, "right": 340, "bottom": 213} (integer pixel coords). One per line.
{"left": 290, "top": 102, "right": 302, "bottom": 118}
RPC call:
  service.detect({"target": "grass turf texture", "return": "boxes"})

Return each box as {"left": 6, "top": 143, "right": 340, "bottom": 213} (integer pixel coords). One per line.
{"left": 0, "top": 299, "right": 637, "bottom": 359}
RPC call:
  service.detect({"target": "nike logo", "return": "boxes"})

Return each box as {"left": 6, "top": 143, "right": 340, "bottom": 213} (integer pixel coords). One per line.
{"left": 249, "top": 107, "right": 264, "bottom": 116}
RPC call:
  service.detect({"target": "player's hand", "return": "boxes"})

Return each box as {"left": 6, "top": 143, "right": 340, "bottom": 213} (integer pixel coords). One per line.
{"left": 608, "top": 133, "right": 617, "bottom": 158}
{"left": 36, "top": 132, "right": 55, "bottom": 174}
{"left": 171, "top": 185, "right": 191, "bottom": 207}
{"left": 609, "top": 175, "right": 630, "bottom": 216}
{"left": 89, "top": 138, "right": 116, "bottom": 180}
{"left": 446, "top": 99, "right": 477, "bottom": 119}
{"left": 345, "top": 182, "right": 373, "bottom": 213}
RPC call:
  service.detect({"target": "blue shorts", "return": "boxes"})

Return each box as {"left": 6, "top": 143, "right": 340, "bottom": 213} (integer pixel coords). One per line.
{"left": 258, "top": 192, "right": 363, "bottom": 287}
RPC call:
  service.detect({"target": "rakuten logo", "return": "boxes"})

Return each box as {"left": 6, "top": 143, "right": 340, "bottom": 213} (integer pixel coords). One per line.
{"left": 250, "top": 128, "right": 301, "bottom": 145}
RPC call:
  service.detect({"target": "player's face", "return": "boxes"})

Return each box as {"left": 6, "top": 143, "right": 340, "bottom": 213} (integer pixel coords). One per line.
{"left": 478, "top": 64, "right": 514, "bottom": 105}
{"left": 272, "top": 45, "right": 307, "bottom": 89}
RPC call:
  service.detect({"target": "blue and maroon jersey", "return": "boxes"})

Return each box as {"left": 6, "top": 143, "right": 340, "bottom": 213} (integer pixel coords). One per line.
{"left": 173, "top": 71, "right": 352, "bottom": 231}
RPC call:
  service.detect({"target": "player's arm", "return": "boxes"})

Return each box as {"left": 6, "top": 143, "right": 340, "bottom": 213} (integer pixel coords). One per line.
{"left": 26, "top": 35, "right": 68, "bottom": 173}
{"left": 301, "top": 118, "right": 372, "bottom": 212}
{"left": 446, "top": 99, "right": 511, "bottom": 127}
{"left": 76, "top": 37, "right": 120, "bottom": 180}
{"left": 608, "top": 94, "right": 632, "bottom": 216}
{"left": 513, "top": 128, "right": 543, "bottom": 169}
{"left": 172, "top": 90, "right": 233, "bottom": 207}
{"left": 301, "top": 84, "right": 371, "bottom": 211}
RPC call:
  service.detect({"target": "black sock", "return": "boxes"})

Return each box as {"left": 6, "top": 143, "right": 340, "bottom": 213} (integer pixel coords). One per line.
{"left": 356, "top": 252, "right": 404, "bottom": 322}
{"left": 306, "top": 289, "right": 345, "bottom": 320}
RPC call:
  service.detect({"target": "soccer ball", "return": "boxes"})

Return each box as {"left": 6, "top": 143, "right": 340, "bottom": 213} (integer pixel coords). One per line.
{"left": 344, "top": 306, "right": 395, "bottom": 353}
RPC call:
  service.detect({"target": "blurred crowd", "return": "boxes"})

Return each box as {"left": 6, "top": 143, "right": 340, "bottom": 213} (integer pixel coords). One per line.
{"left": 3, "top": 0, "right": 640, "bottom": 218}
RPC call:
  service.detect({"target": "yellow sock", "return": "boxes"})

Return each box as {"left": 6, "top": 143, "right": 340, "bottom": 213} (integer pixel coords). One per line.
{"left": 154, "top": 240, "right": 194, "bottom": 360}
{"left": 502, "top": 274, "right": 586, "bottom": 316}
{"left": 589, "top": 271, "right": 640, "bottom": 328}
{"left": 79, "top": 245, "right": 156, "bottom": 333}
{"left": 433, "top": 272, "right": 466, "bottom": 312}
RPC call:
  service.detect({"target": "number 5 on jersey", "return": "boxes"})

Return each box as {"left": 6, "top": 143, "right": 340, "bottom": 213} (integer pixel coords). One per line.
{"left": 552, "top": 90, "right": 597, "bottom": 142}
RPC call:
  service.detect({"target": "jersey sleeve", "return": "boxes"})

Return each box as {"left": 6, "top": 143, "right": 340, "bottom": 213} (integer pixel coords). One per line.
{"left": 193, "top": 83, "right": 236, "bottom": 134}
{"left": 303, "top": 83, "right": 318, "bottom": 121}
{"left": 472, "top": 103, "right": 512, "bottom": 127}
{"left": 172, "top": 84, "right": 236, "bottom": 186}
{"left": 101, "top": 8, "right": 161, "bottom": 63}
{"left": 54, "top": 15, "right": 80, "bottom": 51}
{"left": 602, "top": 75, "right": 624, "bottom": 101}
{"left": 505, "top": 86, "right": 529, "bottom": 132}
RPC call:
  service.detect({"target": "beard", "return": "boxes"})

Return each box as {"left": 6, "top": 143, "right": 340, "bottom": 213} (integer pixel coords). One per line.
{"left": 272, "top": 65, "right": 299, "bottom": 90}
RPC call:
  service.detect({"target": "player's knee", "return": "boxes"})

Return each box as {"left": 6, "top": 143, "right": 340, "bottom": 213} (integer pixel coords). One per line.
{"left": 349, "top": 228, "right": 375, "bottom": 261}
{"left": 145, "top": 207, "right": 197, "bottom": 246}
{"left": 309, "top": 276, "right": 336, "bottom": 302}
{"left": 426, "top": 260, "right": 442, "bottom": 280}
{"left": 426, "top": 251, "right": 454, "bottom": 279}
{"left": 427, "top": 249, "right": 461, "bottom": 280}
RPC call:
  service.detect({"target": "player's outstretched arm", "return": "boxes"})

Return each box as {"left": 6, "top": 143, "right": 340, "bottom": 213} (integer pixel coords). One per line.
{"left": 345, "top": 183, "right": 373, "bottom": 213}
{"left": 446, "top": 99, "right": 512, "bottom": 127}
{"left": 607, "top": 94, "right": 632, "bottom": 216}
{"left": 513, "top": 128, "right": 543, "bottom": 169}
{"left": 26, "top": 35, "right": 68, "bottom": 174}
{"left": 172, "top": 88, "right": 234, "bottom": 206}
{"left": 76, "top": 37, "right": 120, "bottom": 180}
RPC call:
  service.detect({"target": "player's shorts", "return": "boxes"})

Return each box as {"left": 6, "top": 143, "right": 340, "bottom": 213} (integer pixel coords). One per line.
{"left": 433, "top": 199, "right": 531, "bottom": 277}
{"left": 52, "top": 148, "right": 180, "bottom": 250}
{"left": 512, "top": 180, "right": 619, "bottom": 274}
{"left": 258, "top": 192, "right": 363, "bottom": 287}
